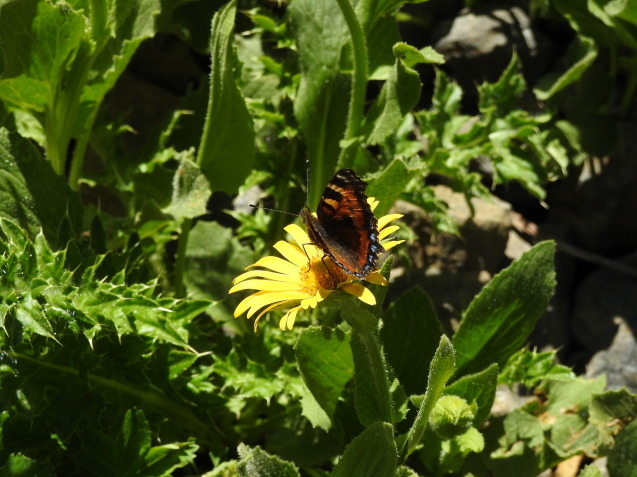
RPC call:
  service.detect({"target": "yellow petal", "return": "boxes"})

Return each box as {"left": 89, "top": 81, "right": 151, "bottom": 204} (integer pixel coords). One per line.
{"left": 381, "top": 240, "right": 405, "bottom": 251}
{"left": 279, "top": 306, "right": 302, "bottom": 330}
{"left": 367, "top": 197, "right": 379, "bottom": 211}
{"left": 365, "top": 272, "right": 387, "bottom": 286}
{"left": 379, "top": 225, "right": 400, "bottom": 240}
{"left": 378, "top": 214, "right": 403, "bottom": 230}
{"left": 249, "top": 256, "right": 299, "bottom": 275}
{"left": 229, "top": 279, "right": 299, "bottom": 293}
{"left": 300, "top": 294, "right": 320, "bottom": 309}
{"left": 273, "top": 240, "right": 308, "bottom": 268}
{"left": 232, "top": 269, "right": 298, "bottom": 285}
{"left": 241, "top": 291, "right": 308, "bottom": 317}
{"left": 234, "top": 291, "right": 269, "bottom": 317}
{"left": 285, "top": 224, "right": 321, "bottom": 258}
{"left": 341, "top": 283, "right": 376, "bottom": 305}
{"left": 252, "top": 301, "right": 283, "bottom": 331}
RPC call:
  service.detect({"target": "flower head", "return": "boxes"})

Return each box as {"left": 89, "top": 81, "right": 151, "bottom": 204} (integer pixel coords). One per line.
{"left": 229, "top": 199, "right": 404, "bottom": 331}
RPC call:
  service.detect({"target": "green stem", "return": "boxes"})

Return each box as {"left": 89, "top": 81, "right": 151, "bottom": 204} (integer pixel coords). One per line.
{"left": 335, "top": 0, "right": 368, "bottom": 170}
{"left": 340, "top": 295, "right": 393, "bottom": 424}
{"left": 174, "top": 217, "right": 193, "bottom": 298}
{"left": 351, "top": 329, "right": 393, "bottom": 423}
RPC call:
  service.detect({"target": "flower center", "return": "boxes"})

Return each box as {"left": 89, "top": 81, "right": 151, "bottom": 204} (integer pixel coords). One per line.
{"left": 300, "top": 256, "right": 348, "bottom": 292}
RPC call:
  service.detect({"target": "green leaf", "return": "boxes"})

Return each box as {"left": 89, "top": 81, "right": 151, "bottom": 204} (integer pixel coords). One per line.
{"left": 236, "top": 444, "right": 300, "bottom": 477}
{"left": 401, "top": 335, "right": 455, "bottom": 460}
{"left": 590, "top": 388, "right": 637, "bottom": 426}
{"left": 332, "top": 422, "right": 397, "bottom": 477}
{"left": 542, "top": 376, "right": 606, "bottom": 416}
{"left": 290, "top": 0, "right": 350, "bottom": 207}
{"left": 578, "top": 464, "right": 604, "bottom": 477}
{"left": 197, "top": 0, "right": 255, "bottom": 194}
{"left": 444, "top": 363, "right": 498, "bottom": 426}
{"left": 0, "top": 0, "right": 161, "bottom": 180}
{"left": 295, "top": 327, "right": 354, "bottom": 425}
{"left": 163, "top": 153, "right": 211, "bottom": 221}
{"left": 380, "top": 286, "right": 442, "bottom": 395}
{"left": 478, "top": 54, "right": 525, "bottom": 114}
{"left": 0, "top": 454, "right": 54, "bottom": 477}
{"left": 77, "top": 409, "right": 197, "bottom": 477}
{"left": 0, "top": 0, "right": 86, "bottom": 110}
{"left": 534, "top": 36, "right": 598, "bottom": 101}
{"left": 437, "top": 427, "right": 485, "bottom": 474}
{"left": 184, "top": 220, "right": 256, "bottom": 328}
{"left": 0, "top": 129, "right": 82, "bottom": 244}
{"left": 362, "top": 43, "right": 423, "bottom": 145}
{"left": 607, "top": 419, "right": 637, "bottom": 476}
{"left": 366, "top": 158, "right": 424, "bottom": 216}
{"left": 453, "top": 241, "right": 556, "bottom": 376}
{"left": 14, "top": 296, "right": 56, "bottom": 341}
{"left": 499, "top": 349, "right": 575, "bottom": 388}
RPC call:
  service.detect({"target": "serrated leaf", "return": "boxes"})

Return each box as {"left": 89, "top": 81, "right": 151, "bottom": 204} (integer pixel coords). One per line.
{"left": 380, "top": 286, "right": 442, "bottom": 395}
{"left": 14, "top": 296, "right": 55, "bottom": 340}
{"left": 332, "top": 422, "right": 397, "bottom": 477}
{"left": 453, "top": 241, "right": 556, "bottom": 376}
{"left": 296, "top": 327, "right": 354, "bottom": 424}
{"left": 198, "top": 0, "right": 255, "bottom": 194}
{"left": 499, "top": 349, "right": 575, "bottom": 388}
{"left": 237, "top": 444, "right": 300, "bottom": 477}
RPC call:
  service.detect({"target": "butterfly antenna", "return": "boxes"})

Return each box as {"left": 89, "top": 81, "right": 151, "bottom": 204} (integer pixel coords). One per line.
{"left": 249, "top": 203, "right": 297, "bottom": 217}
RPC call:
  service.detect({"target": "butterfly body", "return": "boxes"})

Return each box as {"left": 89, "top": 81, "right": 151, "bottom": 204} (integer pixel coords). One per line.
{"left": 301, "top": 169, "right": 380, "bottom": 279}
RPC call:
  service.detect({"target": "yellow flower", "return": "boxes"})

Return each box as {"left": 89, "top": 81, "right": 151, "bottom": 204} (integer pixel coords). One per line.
{"left": 229, "top": 200, "right": 404, "bottom": 331}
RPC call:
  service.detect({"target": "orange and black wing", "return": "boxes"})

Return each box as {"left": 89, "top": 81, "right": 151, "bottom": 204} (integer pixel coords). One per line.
{"left": 307, "top": 169, "right": 380, "bottom": 278}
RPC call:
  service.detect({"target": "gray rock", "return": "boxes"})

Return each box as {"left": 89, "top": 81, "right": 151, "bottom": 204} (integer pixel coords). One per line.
{"left": 586, "top": 318, "right": 637, "bottom": 394}
{"left": 433, "top": 7, "right": 549, "bottom": 91}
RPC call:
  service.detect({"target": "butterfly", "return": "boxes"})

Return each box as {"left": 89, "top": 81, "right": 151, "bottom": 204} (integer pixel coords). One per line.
{"left": 301, "top": 169, "right": 381, "bottom": 279}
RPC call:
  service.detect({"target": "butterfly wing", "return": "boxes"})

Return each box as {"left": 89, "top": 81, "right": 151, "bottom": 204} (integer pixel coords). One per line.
{"left": 307, "top": 169, "right": 380, "bottom": 278}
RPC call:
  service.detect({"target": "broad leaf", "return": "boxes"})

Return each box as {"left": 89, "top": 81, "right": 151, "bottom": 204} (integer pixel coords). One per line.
{"left": 197, "top": 0, "right": 255, "bottom": 194}
{"left": 453, "top": 241, "right": 556, "bottom": 376}
{"left": 0, "top": 128, "right": 82, "bottom": 243}
{"left": 362, "top": 43, "right": 424, "bottom": 146}
{"left": 296, "top": 327, "right": 354, "bottom": 426}
{"left": 380, "top": 286, "right": 442, "bottom": 395}
{"left": 290, "top": 0, "right": 350, "bottom": 207}
{"left": 332, "top": 422, "right": 397, "bottom": 477}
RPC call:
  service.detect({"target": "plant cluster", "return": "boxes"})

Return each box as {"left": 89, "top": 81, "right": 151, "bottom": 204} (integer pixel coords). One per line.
{"left": 0, "top": 0, "right": 636, "bottom": 475}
